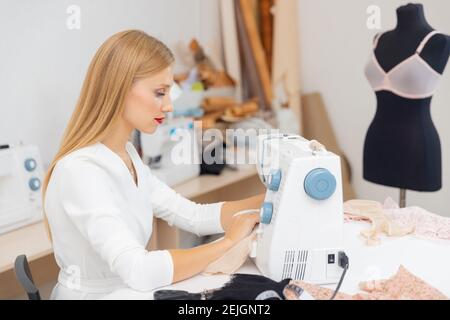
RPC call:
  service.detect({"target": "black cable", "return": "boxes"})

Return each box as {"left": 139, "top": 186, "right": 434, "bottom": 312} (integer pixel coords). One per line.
{"left": 330, "top": 251, "right": 349, "bottom": 300}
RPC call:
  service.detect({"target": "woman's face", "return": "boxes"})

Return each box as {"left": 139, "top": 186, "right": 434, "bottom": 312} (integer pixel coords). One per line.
{"left": 123, "top": 66, "right": 174, "bottom": 134}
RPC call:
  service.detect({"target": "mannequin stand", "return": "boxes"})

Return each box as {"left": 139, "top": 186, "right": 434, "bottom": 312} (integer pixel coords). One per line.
{"left": 399, "top": 189, "right": 406, "bottom": 208}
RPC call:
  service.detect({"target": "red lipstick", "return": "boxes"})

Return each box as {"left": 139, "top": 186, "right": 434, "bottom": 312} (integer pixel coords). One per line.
{"left": 154, "top": 117, "right": 164, "bottom": 124}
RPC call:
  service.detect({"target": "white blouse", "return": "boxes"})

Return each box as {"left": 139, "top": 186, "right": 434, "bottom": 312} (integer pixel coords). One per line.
{"left": 44, "top": 141, "right": 224, "bottom": 299}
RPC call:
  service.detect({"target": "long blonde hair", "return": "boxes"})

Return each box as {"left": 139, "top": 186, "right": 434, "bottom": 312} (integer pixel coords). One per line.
{"left": 42, "top": 30, "right": 174, "bottom": 241}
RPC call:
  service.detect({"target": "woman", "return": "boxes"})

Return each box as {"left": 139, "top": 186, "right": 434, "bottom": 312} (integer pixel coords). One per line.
{"left": 43, "top": 30, "right": 263, "bottom": 299}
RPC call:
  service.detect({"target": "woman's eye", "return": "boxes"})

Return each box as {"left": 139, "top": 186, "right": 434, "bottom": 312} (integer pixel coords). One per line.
{"left": 155, "top": 91, "right": 166, "bottom": 97}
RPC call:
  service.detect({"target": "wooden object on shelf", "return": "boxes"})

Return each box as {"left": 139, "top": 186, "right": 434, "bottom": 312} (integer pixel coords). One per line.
{"left": 235, "top": 0, "right": 272, "bottom": 110}
{"left": 224, "top": 99, "right": 259, "bottom": 118}
{"left": 259, "top": 0, "right": 274, "bottom": 74}
{"left": 239, "top": 0, "right": 273, "bottom": 105}
{"left": 197, "top": 110, "right": 225, "bottom": 129}
{"left": 202, "top": 96, "right": 237, "bottom": 113}
{"left": 189, "top": 39, "right": 236, "bottom": 89}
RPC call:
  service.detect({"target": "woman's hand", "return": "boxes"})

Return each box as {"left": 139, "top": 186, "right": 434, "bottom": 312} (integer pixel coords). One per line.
{"left": 220, "top": 193, "right": 265, "bottom": 233}
{"left": 223, "top": 212, "right": 260, "bottom": 245}
{"left": 169, "top": 199, "right": 262, "bottom": 284}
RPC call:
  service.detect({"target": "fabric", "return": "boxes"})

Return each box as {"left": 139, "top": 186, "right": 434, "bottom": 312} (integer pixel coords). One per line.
{"left": 286, "top": 265, "right": 447, "bottom": 300}
{"left": 45, "top": 141, "right": 224, "bottom": 299}
{"left": 355, "top": 265, "right": 447, "bottom": 300}
{"left": 284, "top": 280, "right": 351, "bottom": 300}
{"left": 208, "top": 274, "right": 290, "bottom": 300}
{"left": 203, "top": 209, "right": 259, "bottom": 275}
{"left": 382, "top": 198, "right": 450, "bottom": 241}
{"left": 154, "top": 273, "right": 291, "bottom": 300}
{"left": 235, "top": 0, "right": 272, "bottom": 110}
{"left": 220, "top": 0, "right": 242, "bottom": 102}
{"left": 272, "top": 0, "right": 302, "bottom": 130}
{"left": 344, "top": 199, "right": 414, "bottom": 245}
{"left": 344, "top": 198, "right": 450, "bottom": 245}
{"left": 203, "top": 230, "right": 257, "bottom": 275}
{"left": 365, "top": 31, "right": 443, "bottom": 99}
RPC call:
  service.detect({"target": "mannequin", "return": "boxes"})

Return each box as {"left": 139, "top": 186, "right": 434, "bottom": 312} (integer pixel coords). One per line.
{"left": 364, "top": 3, "right": 450, "bottom": 205}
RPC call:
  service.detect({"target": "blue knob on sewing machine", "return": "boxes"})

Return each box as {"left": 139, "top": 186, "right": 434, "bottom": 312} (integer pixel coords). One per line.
{"left": 268, "top": 169, "right": 282, "bottom": 191}
{"left": 260, "top": 202, "right": 273, "bottom": 224}
{"left": 304, "top": 168, "right": 336, "bottom": 200}
{"left": 29, "top": 177, "right": 41, "bottom": 191}
{"left": 24, "top": 158, "right": 37, "bottom": 171}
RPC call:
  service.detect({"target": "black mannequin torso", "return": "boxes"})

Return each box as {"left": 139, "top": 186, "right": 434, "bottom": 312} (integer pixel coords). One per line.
{"left": 374, "top": 4, "right": 449, "bottom": 74}
{"left": 363, "top": 3, "right": 450, "bottom": 192}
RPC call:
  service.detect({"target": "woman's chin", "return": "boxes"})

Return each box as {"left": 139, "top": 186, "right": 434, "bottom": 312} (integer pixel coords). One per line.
{"left": 140, "top": 125, "right": 157, "bottom": 135}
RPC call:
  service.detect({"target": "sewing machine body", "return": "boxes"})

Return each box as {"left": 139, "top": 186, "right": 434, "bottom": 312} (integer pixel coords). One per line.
{"left": 0, "top": 145, "right": 44, "bottom": 235}
{"left": 252, "top": 134, "right": 345, "bottom": 284}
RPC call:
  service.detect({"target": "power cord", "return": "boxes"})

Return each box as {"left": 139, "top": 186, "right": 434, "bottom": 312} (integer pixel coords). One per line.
{"left": 330, "top": 251, "right": 349, "bottom": 300}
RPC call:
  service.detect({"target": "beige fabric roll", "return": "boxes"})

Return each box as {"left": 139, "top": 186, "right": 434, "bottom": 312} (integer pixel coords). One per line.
{"left": 272, "top": 0, "right": 302, "bottom": 131}
{"left": 220, "top": 0, "right": 242, "bottom": 102}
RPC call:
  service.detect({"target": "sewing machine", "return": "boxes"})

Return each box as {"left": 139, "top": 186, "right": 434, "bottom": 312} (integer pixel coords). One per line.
{"left": 251, "top": 134, "right": 346, "bottom": 284}
{"left": 0, "top": 144, "right": 44, "bottom": 235}
{"left": 140, "top": 117, "right": 201, "bottom": 186}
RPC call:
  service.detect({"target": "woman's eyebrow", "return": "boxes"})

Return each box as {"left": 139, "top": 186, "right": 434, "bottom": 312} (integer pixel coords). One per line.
{"left": 157, "top": 83, "right": 172, "bottom": 89}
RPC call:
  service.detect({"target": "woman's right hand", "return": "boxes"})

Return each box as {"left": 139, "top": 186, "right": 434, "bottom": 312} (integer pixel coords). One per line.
{"left": 223, "top": 213, "right": 260, "bottom": 245}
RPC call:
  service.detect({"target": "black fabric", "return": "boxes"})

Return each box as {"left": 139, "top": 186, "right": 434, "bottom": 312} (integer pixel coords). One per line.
{"left": 208, "top": 274, "right": 291, "bottom": 300}
{"left": 153, "top": 274, "right": 292, "bottom": 300}
{"left": 363, "top": 3, "right": 450, "bottom": 192}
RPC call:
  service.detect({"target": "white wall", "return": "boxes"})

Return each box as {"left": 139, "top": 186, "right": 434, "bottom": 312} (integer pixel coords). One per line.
{"left": 297, "top": 0, "right": 450, "bottom": 215}
{"left": 0, "top": 0, "right": 222, "bottom": 166}
{"left": 1, "top": 0, "right": 449, "bottom": 215}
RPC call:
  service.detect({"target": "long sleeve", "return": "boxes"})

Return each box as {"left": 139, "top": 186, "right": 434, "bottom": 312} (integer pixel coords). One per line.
{"left": 146, "top": 167, "right": 225, "bottom": 237}
{"left": 57, "top": 159, "right": 173, "bottom": 291}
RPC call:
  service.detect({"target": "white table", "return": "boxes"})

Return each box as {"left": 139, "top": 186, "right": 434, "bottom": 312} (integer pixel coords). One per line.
{"left": 103, "top": 221, "right": 450, "bottom": 299}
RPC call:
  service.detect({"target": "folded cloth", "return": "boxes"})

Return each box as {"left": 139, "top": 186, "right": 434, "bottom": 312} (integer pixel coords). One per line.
{"left": 344, "top": 198, "right": 450, "bottom": 245}
{"left": 382, "top": 197, "right": 450, "bottom": 241}
{"left": 355, "top": 265, "right": 448, "bottom": 300}
{"left": 285, "top": 265, "right": 448, "bottom": 300}
{"left": 203, "top": 209, "right": 259, "bottom": 275}
{"left": 344, "top": 199, "right": 414, "bottom": 245}
{"left": 202, "top": 230, "right": 256, "bottom": 275}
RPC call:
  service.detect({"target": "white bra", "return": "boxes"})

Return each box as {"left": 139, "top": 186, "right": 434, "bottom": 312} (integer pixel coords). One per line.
{"left": 365, "top": 31, "right": 442, "bottom": 99}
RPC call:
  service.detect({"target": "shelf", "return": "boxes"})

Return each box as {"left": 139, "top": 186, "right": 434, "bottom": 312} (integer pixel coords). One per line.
{"left": 173, "top": 166, "right": 258, "bottom": 198}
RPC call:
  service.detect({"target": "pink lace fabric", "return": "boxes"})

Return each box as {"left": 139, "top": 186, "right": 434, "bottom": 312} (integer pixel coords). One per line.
{"left": 382, "top": 198, "right": 450, "bottom": 241}
{"left": 285, "top": 265, "right": 448, "bottom": 300}
{"left": 344, "top": 198, "right": 450, "bottom": 243}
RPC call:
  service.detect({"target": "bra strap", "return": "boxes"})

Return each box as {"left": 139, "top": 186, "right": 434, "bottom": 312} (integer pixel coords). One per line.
{"left": 416, "top": 31, "right": 440, "bottom": 53}
{"left": 373, "top": 32, "right": 383, "bottom": 49}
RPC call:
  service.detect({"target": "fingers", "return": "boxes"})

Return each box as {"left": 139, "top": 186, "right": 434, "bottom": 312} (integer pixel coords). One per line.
{"left": 234, "top": 212, "right": 260, "bottom": 225}
{"left": 245, "top": 213, "right": 260, "bottom": 224}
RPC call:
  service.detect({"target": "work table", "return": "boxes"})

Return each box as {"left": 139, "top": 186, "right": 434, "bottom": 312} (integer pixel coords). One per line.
{"left": 103, "top": 222, "right": 450, "bottom": 299}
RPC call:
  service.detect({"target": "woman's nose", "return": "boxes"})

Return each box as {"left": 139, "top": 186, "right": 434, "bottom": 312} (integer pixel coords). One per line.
{"left": 161, "top": 96, "right": 173, "bottom": 113}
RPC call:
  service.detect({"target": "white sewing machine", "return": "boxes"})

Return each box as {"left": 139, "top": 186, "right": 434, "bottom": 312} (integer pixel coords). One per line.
{"left": 140, "top": 117, "right": 201, "bottom": 186}
{"left": 0, "top": 144, "right": 44, "bottom": 234}
{"left": 251, "top": 134, "right": 346, "bottom": 284}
